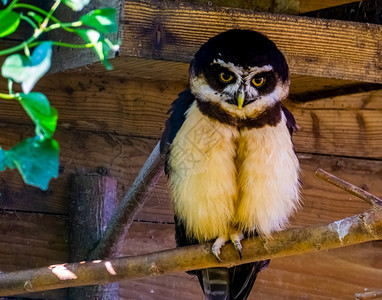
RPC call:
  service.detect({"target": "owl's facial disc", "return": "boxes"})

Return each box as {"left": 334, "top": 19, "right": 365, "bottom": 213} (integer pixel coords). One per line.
{"left": 190, "top": 60, "right": 289, "bottom": 118}
{"left": 202, "top": 61, "right": 276, "bottom": 106}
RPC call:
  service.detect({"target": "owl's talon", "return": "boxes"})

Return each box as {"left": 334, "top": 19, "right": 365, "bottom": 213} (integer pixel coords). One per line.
{"left": 212, "top": 248, "right": 223, "bottom": 262}
{"left": 230, "top": 231, "right": 244, "bottom": 259}
{"left": 212, "top": 236, "right": 227, "bottom": 262}
{"left": 233, "top": 241, "right": 242, "bottom": 259}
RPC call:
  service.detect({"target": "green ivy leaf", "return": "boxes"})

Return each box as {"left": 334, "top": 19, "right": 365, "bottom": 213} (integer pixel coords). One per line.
{"left": 1, "top": 54, "right": 29, "bottom": 82}
{"left": 76, "top": 29, "right": 113, "bottom": 70}
{"left": 4, "top": 137, "right": 59, "bottom": 190}
{"left": 0, "top": 10, "right": 20, "bottom": 38}
{"left": 62, "top": 0, "right": 90, "bottom": 11}
{"left": 75, "top": 28, "right": 101, "bottom": 44}
{"left": 80, "top": 8, "right": 117, "bottom": 33}
{"left": 1, "top": 42, "right": 52, "bottom": 94}
{"left": 19, "top": 93, "right": 58, "bottom": 139}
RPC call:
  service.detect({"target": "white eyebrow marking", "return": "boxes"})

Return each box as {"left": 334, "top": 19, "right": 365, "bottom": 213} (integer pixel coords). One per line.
{"left": 212, "top": 60, "right": 273, "bottom": 82}
{"left": 213, "top": 59, "right": 244, "bottom": 76}
{"left": 244, "top": 65, "right": 273, "bottom": 85}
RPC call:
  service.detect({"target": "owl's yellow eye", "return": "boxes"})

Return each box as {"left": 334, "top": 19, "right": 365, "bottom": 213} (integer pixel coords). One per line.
{"left": 252, "top": 76, "right": 266, "bottom": 87}
{"left": 219, "top": 72, "right": 234, "bottom": 83}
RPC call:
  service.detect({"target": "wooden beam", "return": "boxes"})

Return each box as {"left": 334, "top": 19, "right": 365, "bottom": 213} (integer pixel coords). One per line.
{"left": 68, "top": 175, "right": 119, "bottom": 299}
{"left": 177, "top": 0, "right": 300, "bottom": 14}
{"left": 120, "top": 0, "right": 382, "bottom": 83}
{"left": 183, "top": 0, "right": 360, "bottom": 14}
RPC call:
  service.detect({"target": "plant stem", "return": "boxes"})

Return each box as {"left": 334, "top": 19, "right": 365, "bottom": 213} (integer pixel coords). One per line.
{"left": 7, "top": 80, "right": 13, "bottom": 94}
{"left": 0, "top": 92, "right": 18, "bottom": 100}
{"left": 45, "top": 20, "right": 82, "bottom": 32}
{"left": 0, "top": 33, "right": 36, "bottom": 56}
{"left": 20, "top": 14, "right": 38, "bottom": 29}
{"left": 40, "top": 0, "right": 61, "bottom": 30}
{"left": 0, "top": 0, "right": 78, "bottom": 56}
{"left": 29, "top": 41, "right": 94, "bottom": 49}
{"left": 13, "top": 3, "right": 60, "bottom": 23}
{"left": 14, "top": 3, "right": 77, "bottom": 33}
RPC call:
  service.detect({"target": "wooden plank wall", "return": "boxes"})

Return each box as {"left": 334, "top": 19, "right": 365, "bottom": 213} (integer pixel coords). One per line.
{"left": 0, "top": 0, "right": 382, "bottom": 299}
{"left": 0, "top": 70, "right": 382, "bottom": 299}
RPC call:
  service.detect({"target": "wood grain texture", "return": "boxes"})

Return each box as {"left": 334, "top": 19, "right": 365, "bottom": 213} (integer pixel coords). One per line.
{"left": 176, "top": 0, "right": 299, "bottom": 14}
{"left": 182, "top": 0, "right": 359, "bottom": 14}
{"left": 2, "top": 73, "right": 381, "bottom": 159}
{"left": 119, "top": 222, "right": 382, "bottom": 300}
{"left": 285, "top": 89, "right": 382, "bottom": 158}
{"left": 121, "top": 0, "right": 382, "bottom": 83}
{"left": 0, "top": 125, "right": 378, "bottom": 228}
{"left": 0, "top": 211, "right": 68, "bottom": 300}
{"left": 68, "top": 175, "right": 119, "bottom": 299}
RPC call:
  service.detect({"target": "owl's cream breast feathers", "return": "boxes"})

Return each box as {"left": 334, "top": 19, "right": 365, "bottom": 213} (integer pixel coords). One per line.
{"left": 168, "top": 102, "right": 300, "bottom": 241}
{"left": 169, "top": 102, "right": 238, "bottom": 241}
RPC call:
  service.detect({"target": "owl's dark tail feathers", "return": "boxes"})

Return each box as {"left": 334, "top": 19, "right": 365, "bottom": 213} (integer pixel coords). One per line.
{"left": 200, "top": 268, "right": 229, "bottom": 300}
{"left": 197, "top": 261, "right": 270, "bottom": 300}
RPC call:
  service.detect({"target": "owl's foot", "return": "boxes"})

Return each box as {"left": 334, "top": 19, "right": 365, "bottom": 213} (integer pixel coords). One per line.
{"left": 211, "top": 236, "right": 227, "bottom": 262}
{"left": 230, "top": 231, "right": 244, "bottom": 259}
{"left": 211, "top": 231, "right": 245, "bottom": 261}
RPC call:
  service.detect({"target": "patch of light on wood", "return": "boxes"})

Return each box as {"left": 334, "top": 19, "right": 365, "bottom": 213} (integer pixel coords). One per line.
{"left": 105, "top": 261, "right": 117, "bottom": 275}
{"left": 49, "top": 264, "right": 78, "bottom": 280}
{"left": 92, "top": 260, "right": 102, "bottom": 263}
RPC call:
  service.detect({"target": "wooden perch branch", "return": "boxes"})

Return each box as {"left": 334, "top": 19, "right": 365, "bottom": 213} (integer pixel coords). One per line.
{"left": 88, "top": 141, "right": 164, "bottom": 259}
{"left": 0, "top": 207, "right": 381, "bottom": 296}
{"left": 315, "top": 169, "right": 382, "bottom": 207}
{"left": 355, "top": 290, "right": 382, "bottom": 300}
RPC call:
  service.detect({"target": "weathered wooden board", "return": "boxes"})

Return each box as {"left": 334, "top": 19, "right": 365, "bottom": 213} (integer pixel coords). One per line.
{"left": 181, "top": 0, "right": 359, "bottom": 14}
{"left": 0, "top": 212, "right": 68, "bottom": 299}
{"left": 1, "top": 74, "right": 382, "bottom": 159}
{"left": 73, "top": 56, "right": 382, "bottom": 98}
{"left": 121, "top": 0, "right": 382, "bottom": 83}
{"left": 285, "top": 90, "right": 382, "bottom": 158}
{"left": 0, "top": 125, "right": 377, "bottom": 228}
{"left": 119, "top": 222, "right": 382, "bottom": 300}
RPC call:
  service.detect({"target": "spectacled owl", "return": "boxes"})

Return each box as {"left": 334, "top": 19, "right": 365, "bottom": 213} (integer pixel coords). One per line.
{"left": 160, "top": 29, "right": 300, "bottom": 300}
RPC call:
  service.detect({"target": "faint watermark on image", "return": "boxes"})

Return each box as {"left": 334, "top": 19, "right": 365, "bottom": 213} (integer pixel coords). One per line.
{"left": 172, "top": 117, "right": 223, "bottom": 175}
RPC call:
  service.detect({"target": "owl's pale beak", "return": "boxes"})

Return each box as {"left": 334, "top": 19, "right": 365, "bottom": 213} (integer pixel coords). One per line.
{"left": 236, "top": 90, "right": 245, "bottom": 109}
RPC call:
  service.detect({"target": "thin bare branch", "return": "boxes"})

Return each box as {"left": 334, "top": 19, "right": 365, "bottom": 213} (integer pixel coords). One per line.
{"left": 0, "top": 208, "right": 381, "bottom": 297}
{"left": 315, "top": 169, "right": 382, "bottom": 207}
{"left": 355, "top": 290, "right": 382, "bottom": 300}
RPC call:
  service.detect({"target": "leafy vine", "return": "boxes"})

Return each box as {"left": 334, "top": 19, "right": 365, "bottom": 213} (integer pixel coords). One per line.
{"left": 0, "top": 0, "right": 119, "bottom": 189}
